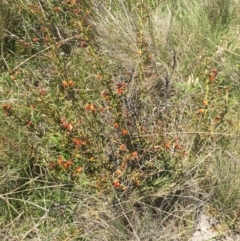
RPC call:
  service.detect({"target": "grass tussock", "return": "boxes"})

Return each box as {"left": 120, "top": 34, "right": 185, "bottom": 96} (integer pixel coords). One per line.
{"left": 0, "top": 0, "right": 240, "bottom": 240}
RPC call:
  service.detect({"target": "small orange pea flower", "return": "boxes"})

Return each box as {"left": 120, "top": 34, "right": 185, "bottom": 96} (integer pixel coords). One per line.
{"left": 65, "top": 160, "right": 73, "bottom": 167}
{"left": 54, "top": 6, "right": 60, "bottom": 11}
{"left": 209, "top": 68, "right": 218, "bottom": 82}
{"left": 66, "top": 123, "right": 73, "bottom": 131}
{"left": 122, "top": 129, "right": 128, "bottom": 135}
{"left": 203, "top": 100, "right": 208, "bottom": 106}
{"left": 32, "top": 37, "right": 38, "bottom": 42}
{"left": 209, "top": 75, "right": 216, "bottom": 82}
{"left": 198, "top": 108, "right": 205, "bottom": 114}
{"left": 85, "top": 103, "right": 96, "bottom": 112}
{"left": 60, "top": 118, "right": 73, "bottom": 131}
{"left": 73, "top": 138, "right": 83, "bottom": 146}
{"left": 116, "top": 82, "right": 127, "bottom": 95}
{"left": 75, "top": 166, "right": 82, "bottom": 173}
{"left": 113, "top": 179, "right": 121, "bottom": 188}
{"left": 57, "top": 156, "right": 64, "bottom": 165}
{"left": 114, "top": 123, "right": 119, "bottom": 129}
{"left": 68, "top": 80, "right": 74, "bottom": 87}
{"left": 131, "top": 151, "right": 138, "bottom": 159}
{"left": 116, "top": 87, "right": 124, "bottom": 95}
{"left": 62, "top": 80, "right": 74, "bottom": 88}
{"left": 119, "top": 144, "right": 127, "bottom": 151}
{"left": 165, "top": 142, "right": 171, "bottom": 149}
{"left": 62, "top": 80, "right": 68, "bottom": 88}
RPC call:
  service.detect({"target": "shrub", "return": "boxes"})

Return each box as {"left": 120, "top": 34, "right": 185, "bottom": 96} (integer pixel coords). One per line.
{"left": 1, "top": 0, "right": 240, "bottom": 240}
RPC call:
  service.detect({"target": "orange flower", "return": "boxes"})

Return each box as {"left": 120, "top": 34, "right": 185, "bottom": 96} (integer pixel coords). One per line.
{"left": 165, "top": 142, "right": 171, "bottom": 149}
{"left": 131, "top": 151, "right": 138, "bottom": 159}
{"left": 60, "top": 118, "right": 73, "bottom": 131}
{"left": 65, "top": 160, "right": 73, "bottom": 167}
{"left": 198, "top": 108, "right": 205, "bottom": 114}
{"left": 66, "top": 123, "right": 73, "bottom": 131}
{"left": 114, "top": 123, "right": 119, "bottom": 129}
{"left": 32, "top": 37, "right": 38, "bottom": 42}
{"left": 209, "top": 75, "right": 216, "bottom": 82}
{"left": 62, "top": 80, "right": 74, "bottom": 88}
{"left": 209, "top": 69, "right": 218, "bottom": 82}
{"left": 116, "top": 82, "right": 127, "bottom": 95}
{"left": 75, "top": 166, "right": 82, "bottom": 173}
{"left": 116, "top": 87, "right": 124, "bottom": 95}
{"left": 62, "top": 80, "right": 68, "bottom": 88}
{"left": 57, "top": 156, "right": 64, "bottom": 165}
{"left": 85, "top": 103, "right": 96, "bottom": 112}
{"left": 113, "top": 179, "right": 121, "bottom": 188}
{"left": 203, "top": 100, "right": 208, "bottom": 106}
{"left": 119, "top": 144, "right": 127, "bottom": 151}
{"left": 68, "top": 80, "right": 74, "bottom": 87}
{"left": 122, "top": 129, "right": 128, "bottom": 135}
{"left": 73, "top": 138, "right": 83, "bottom": 146}
{"left": 54, "top": 6, "right": 60, "bottom": 11}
